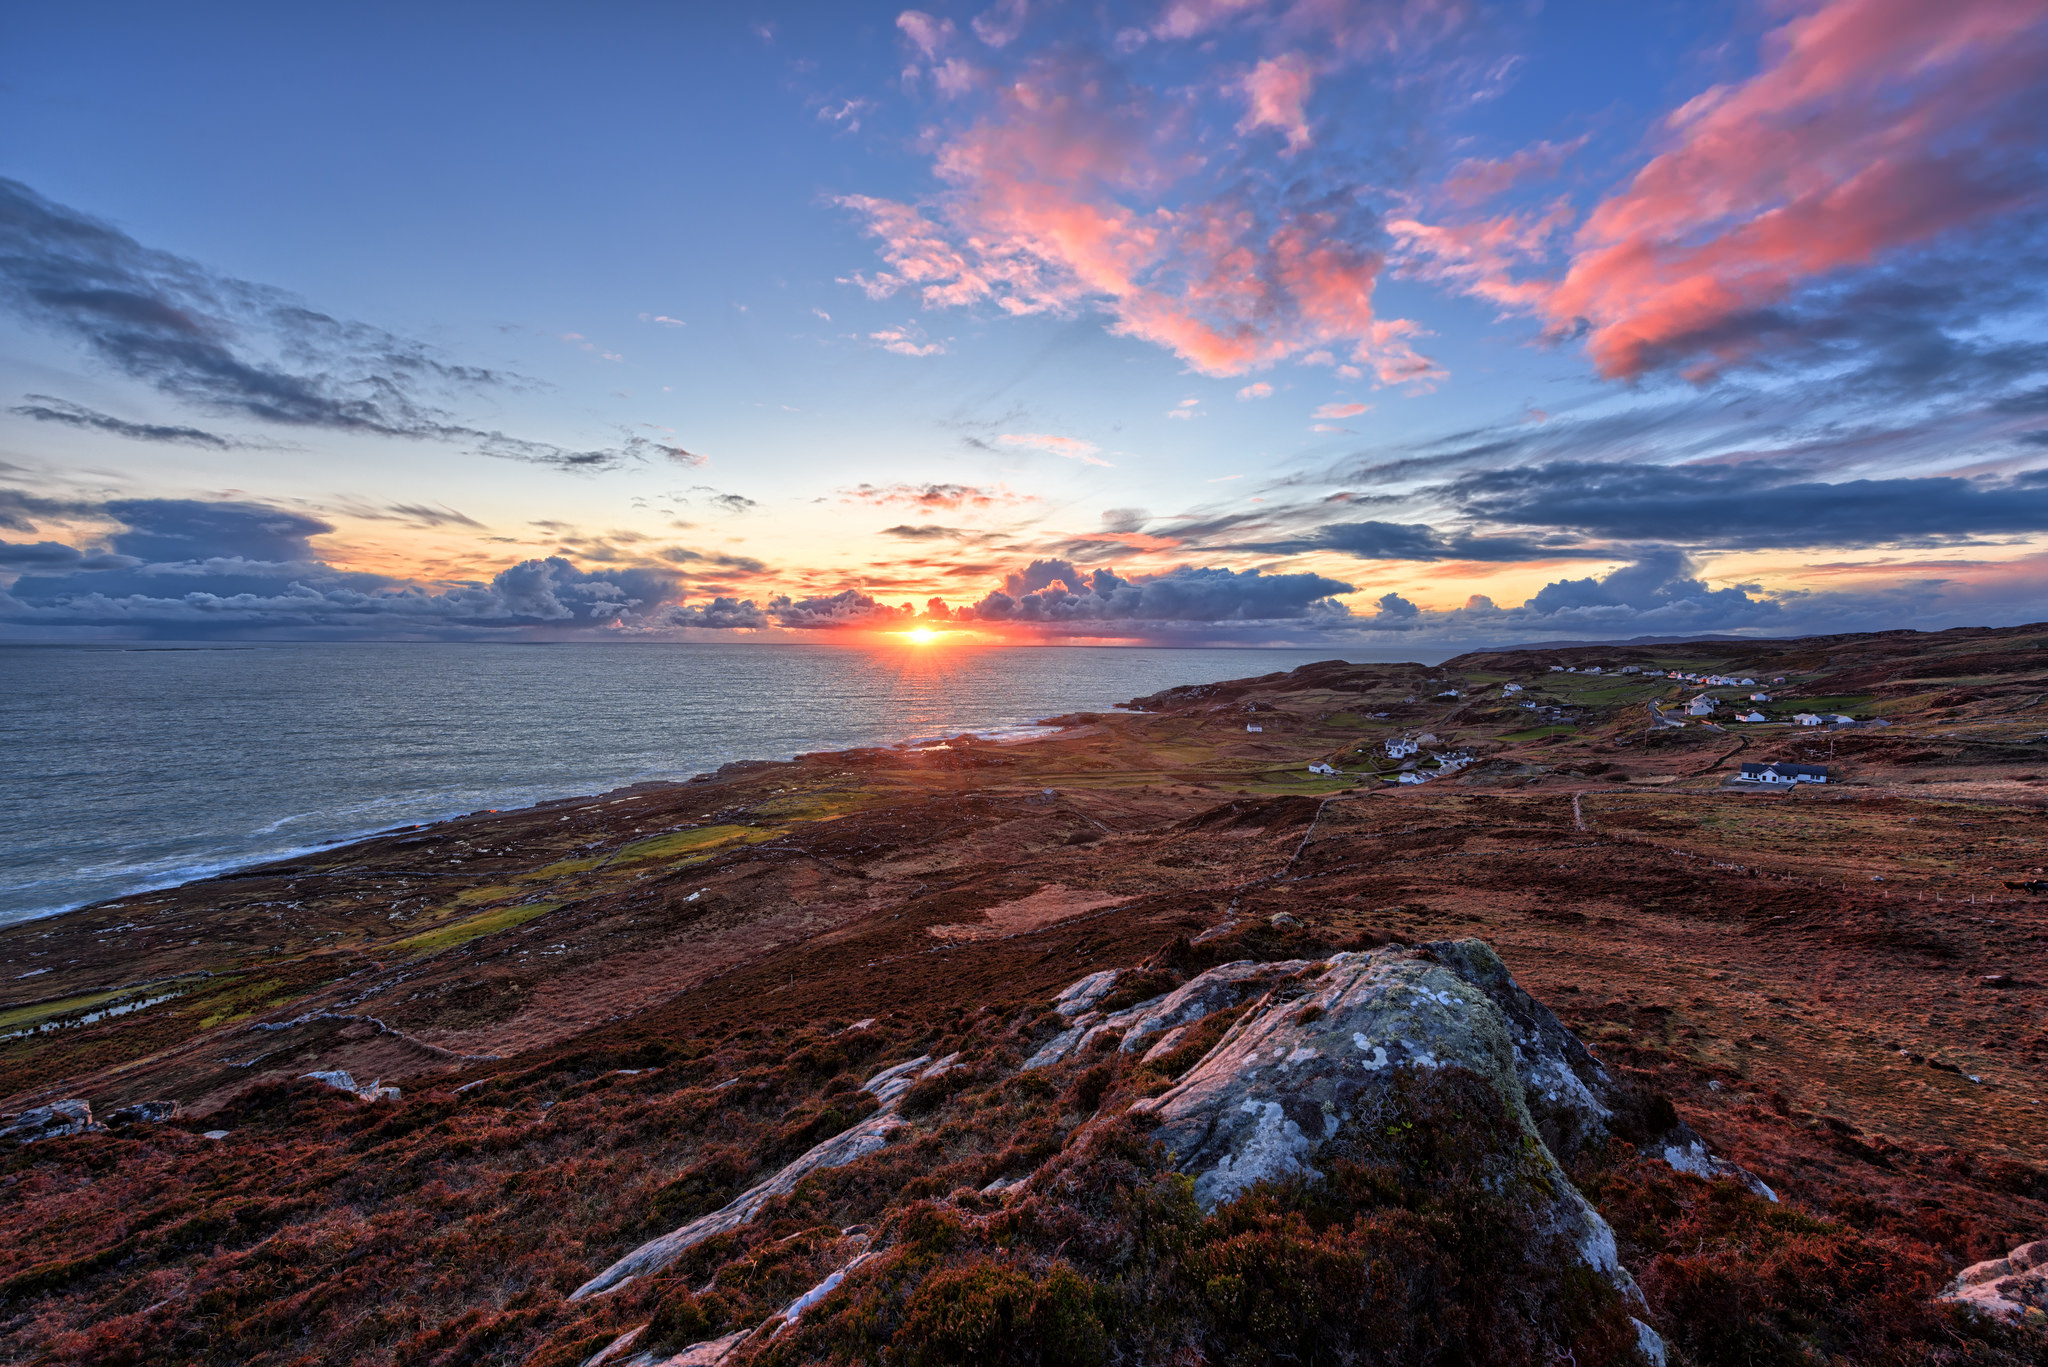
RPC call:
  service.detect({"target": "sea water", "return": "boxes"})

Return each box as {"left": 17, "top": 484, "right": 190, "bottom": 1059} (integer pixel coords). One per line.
{"left": 0, "top": 641, "right": 1432, "bottom": 924}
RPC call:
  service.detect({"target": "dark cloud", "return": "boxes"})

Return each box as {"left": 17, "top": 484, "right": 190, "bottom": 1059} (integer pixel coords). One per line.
{"left": 962, "top": 561, "right": 1354, "bottom": 627}
{"left": 339, "top": 501, "right": 486, "bottom": 530}
{"left": 1447, "top": 462, "right": 2048, "bottom": 548}
{"left": 768, "top": 589, "right": 914, "bottom": 630}
{"left": 659, "top": 596, "right": 770, "bottom": 629}
{"left": 0, "top": 178, "right": 694, "bottom": 472}
{"left": 1236, "top": 518, "right": 1612, "bottom": 561}
{"left": 0, "top": 540, "right": 138, "bottom": 570}
{"left": 880, "top": 524, "right": 961, "bottom": 539}
{"left": 656, "top": 546, "right": 769, "bottom": 574}
{"left": 0, "top": 495, "right": 697, "bottom": 637}
{"left": 0, "top": 487, "right": 97, "bottom": 533}
{"left": 9, "top": 395, "right": 243, "bottom": 448}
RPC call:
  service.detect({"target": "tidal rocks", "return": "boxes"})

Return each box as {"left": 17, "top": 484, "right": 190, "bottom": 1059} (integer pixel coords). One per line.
{"left": 1944, "top": 1238, "right": 2048, "bottom": 1321}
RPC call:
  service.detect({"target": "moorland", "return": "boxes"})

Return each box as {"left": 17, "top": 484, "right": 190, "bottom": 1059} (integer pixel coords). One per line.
{"left": 3, "top": 622, "right": 2047, "bottom": 1366}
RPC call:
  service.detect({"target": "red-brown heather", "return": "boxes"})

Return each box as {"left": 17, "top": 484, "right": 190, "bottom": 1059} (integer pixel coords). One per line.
{"left": 4, "top": 623, "right": 2048, "bottom": 1365}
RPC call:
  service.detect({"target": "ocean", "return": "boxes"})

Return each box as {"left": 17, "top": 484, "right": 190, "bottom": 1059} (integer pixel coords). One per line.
{"left": 0, "top": 641, "right": 1431, "bottom": 924}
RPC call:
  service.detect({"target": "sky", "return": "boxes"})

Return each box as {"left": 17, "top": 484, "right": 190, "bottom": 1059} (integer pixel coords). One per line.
{"left": 1, "top": 0, "right": 2045, "bottom": 649}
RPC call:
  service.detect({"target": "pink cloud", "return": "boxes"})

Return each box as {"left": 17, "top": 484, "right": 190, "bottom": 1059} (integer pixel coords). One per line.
{"left": 1548, "top": 0, "right": 2048, "bottom": 380}
{"left": 870, "top": 323, "right": 946, "bottom": 356}
{"left": 1238, "top": 53, "right": 1316, "bottom": 154}
{"left": 1237, "top": 381, "right": 1273, "bottom": 399}
{"left": 997, "top": 432, "right": 1114, "bottom": 466}
{"left": 1312, "top": 401, "right": 1369, "bottom": 419}
{"left": 840, "top": 34, "right": 1450, "bottom": 382}
{"left": 1438, "top": 136, "right": 1587, "bottom": 206}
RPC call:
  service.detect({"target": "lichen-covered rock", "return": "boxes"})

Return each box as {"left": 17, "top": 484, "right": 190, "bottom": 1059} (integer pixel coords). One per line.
{"left": 1943, "top": 1238, "right": 2048, "bottom": 1321}
{"left": 0, "top": 1099, "right": 96, "bottom": 1144}
{"left": 1023, "top": 960, "right": 1308, "bottom": 1069}
{"left": 1127, "top": 941, "right": 1664, "bottom": 1360}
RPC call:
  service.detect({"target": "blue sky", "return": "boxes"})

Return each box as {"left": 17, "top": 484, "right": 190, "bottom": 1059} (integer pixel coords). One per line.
{"left": 2, "top": 0, "right": 2045, "bottom": 645}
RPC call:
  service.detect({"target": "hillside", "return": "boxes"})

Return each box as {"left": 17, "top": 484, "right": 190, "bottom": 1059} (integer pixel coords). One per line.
{"left": 3, "top": 622, "right": 2047, "bottom": 1365}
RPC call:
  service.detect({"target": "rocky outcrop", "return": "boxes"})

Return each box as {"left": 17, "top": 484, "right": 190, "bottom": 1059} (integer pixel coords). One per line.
{"left": 1023, "top": 959, "right": 1309, "bottom": 1069}
{"left": 104, "top": 1099, "right": 181, "bottom": 1125}
{"left": 301, "top": 1069, "right": 401, "bottom": 1103}
{"left": 1016, "top": 938, "right": 1780, "bottom": 1367}
{"left": 0, "top": 1099, "right": 97, "bottom": 1144}
{"left": 569, "top": 1054, "right": 957, "bottom": 1301}
{"left": 1125, "top": 940, "right": 1666, "bottom": 1359}
{"left": 1942, "top": 1238, "right": 2048, "bottom": 1322}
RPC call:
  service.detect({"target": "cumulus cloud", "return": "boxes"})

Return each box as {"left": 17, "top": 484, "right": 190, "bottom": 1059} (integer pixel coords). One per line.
{"left": 961, "top": 558, "right": 1353, "bottom": 628}
{"left": 0, "top": 178, "right": 697, "bottom": 471}
{"left": 1236, "top": 382, "right": 1273, "bottom": 400}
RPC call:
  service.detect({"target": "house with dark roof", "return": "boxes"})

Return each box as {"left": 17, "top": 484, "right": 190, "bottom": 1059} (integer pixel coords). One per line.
{"left": 1738, "top": 761, "right": 1828, "bottom": 785}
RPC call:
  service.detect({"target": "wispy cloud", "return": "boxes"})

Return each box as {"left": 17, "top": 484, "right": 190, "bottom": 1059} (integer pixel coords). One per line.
{"left": 997, "top": 432, "right": 1112, "bottom": 466}
{"left": 8, "top": 395, "right": 248, "bottom": 449}
{"left": 0, "top": 178, "right": 693, "bottom": 471}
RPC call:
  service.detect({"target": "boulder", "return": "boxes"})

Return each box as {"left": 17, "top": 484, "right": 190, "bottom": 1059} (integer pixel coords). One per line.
{"left": 1096, "top": 939, "right": 1774, "bottom": 1367}
{"left": 0, "top": 1099, "right": 96, "bottom": 1144}
{"left": 1943, "top": 1238, "right": 2048, "bottom": 1321}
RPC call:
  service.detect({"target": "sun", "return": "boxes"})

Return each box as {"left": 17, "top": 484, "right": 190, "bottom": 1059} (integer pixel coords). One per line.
{"left": 903, "top": 627, "right": 940, "bottom": 644}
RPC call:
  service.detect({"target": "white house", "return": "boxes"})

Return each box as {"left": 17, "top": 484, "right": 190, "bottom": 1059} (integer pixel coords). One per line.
{"left": 1502, "top": 682, "right": 1524, "bottom": 694}
{"left": 1307, "top": 762, "right": 1337, "bottom": 776}
{"left": 1739, "top": 678, "right": 1757, "bottom": 686}
{"left": 1437, "top": 689, "right": 1461, "bottom": 698}
{"left": 1246, "top": 724, "right": 1263, "bottom": 733}
{"left": 1830, "top": 713, "right": 1858, "bottom": 725}
{"left": 1794, "top": 713, "right": 1823, "bottom": 726}
{"left": 1686, "top": 695, "right": 1717, "bottom": 716}
{"left": 1737, "top": 710, "right": 1766, "bottom": 723}
{"left": 1585, "top": 666, "right": 1603, "bottom": 674}
{"left": 1549, "top": 665, "right": 1565, "bottom": 672}
{"left": 1397, "top": 771, "right": 1431, "bottom": 784}
{"left": 1386, "top": 737, "right": 1419, "bottom": 759}
{"left": 1739, "top": 762, "right": 1828, "bottom": 785}
{"left": 1620, "top": 665, "right": 1641, "bottom": 674}
{"left": 1751, "top": 692, "right": 1772, "bottom": 702}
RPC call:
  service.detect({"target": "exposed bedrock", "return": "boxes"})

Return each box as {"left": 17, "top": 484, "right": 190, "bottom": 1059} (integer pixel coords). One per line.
{"left": 569, "top": 1053, "right": 958, "bottom": 1301}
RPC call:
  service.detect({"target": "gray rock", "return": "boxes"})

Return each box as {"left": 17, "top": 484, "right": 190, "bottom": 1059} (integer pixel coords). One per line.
{"left": 1052, "top": 969, "right": 1120, "bottom": 1018}
{"left": 571, "top": 1053, "right": 952, "bottom": 1301}
{"left": 1127, "top": 941, "right": 1666, "bottom": 1361}
{"left": 301, "top": 1069, "right": 401, "bottom": 1104}
{"left": 1024, "top": 960, "right": 1309, "bottom": 1070}
{"left": 0, "top": 1099, "right": 96, "bottom": 1144}
{"left": 105, "top": 1099, "right": 181, "bottom": 1125}
{"left": 1942, "top": 1238, "right": 2048, "bottom": 1320}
